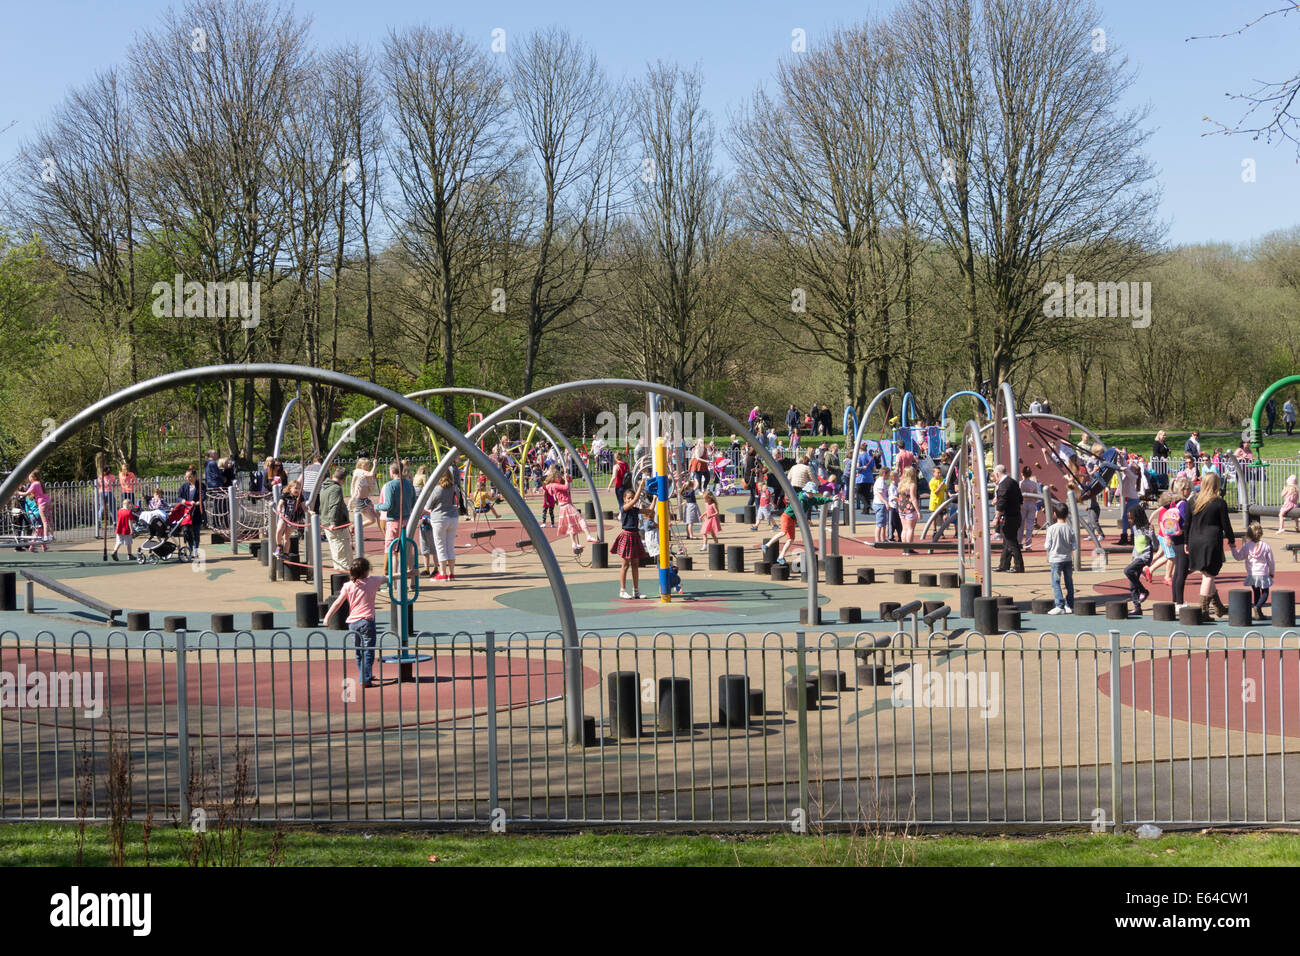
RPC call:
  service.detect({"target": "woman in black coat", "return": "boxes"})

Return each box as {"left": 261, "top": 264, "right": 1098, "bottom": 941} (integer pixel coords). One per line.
{"left": 1185, "top": 471, "right": 1236, "bottom": 620}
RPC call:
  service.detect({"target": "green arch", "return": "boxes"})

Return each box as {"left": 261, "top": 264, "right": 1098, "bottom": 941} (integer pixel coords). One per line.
{"left": 1251, "top": 376, "right": 1300, "bottom": 459}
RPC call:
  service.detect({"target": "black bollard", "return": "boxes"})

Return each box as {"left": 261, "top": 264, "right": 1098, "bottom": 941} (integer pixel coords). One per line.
{"left": 210, "top": 613, "right": 235, "bottom": 634}
{"left": 678, "top": 554, "right": 692, "bottom": 572}
{"left": 607, "top": 670, "right": 642, "bottom": 739}
{"left": 126, "top": 611, "right": 150, "bottom": 632}
{"left": 1074, "top": 598, "right": 1097, "bottom": 616}
{"left": 784, "top": 677, "right": 820, "bottom": 711}
{"left": 1106, "top": 601, "right": 1128, "bottom": 621}
{"left": 717, "top": 674, "right": 750, "bottom": 728}
{"left": 755, "top": 561, "right": 772, "bottom": 575}
{"left": 939, "top": 572, "right": 961, "bottom": 588}
{"left": 1031, "top": 598, "right": 1055, "bottom": 614}
{"left": 708, "top": 543, "right": 725, "bottom": 571}
{"left": 1228, "top": 589, "right": 1253, "bottom": 628}
{"left": 1273, "top": 590, "right": 1296, "bottom": 627}
{"left": 960, "top": 583, "right": 982, "bottom": 618}
{"left": 657, "top": 677, "right": 692, "bottom": 733}
{"left": 744, "top": 505, "right": 757, "bottom": 525}
{"left": 799, "top": 607, "right": 823, "bottom": 625}
{"left": 295, "top": 591, "right": 320, "bottom": 628}
{"left": 748, "top": 688, "right": 765, "bottom": 717}
{"left": 764, "top": 542, "right": 779, "bottom": 564}
{"left": 1153, "top": 602, "right": 1176, "bottom": 622}
{"left": 326, "top": 597, "right": 349, "bottom": 630}
{"left": 997, "top": 608, "right": 1022, "bottom": 632}
{"left": 771, "top": 563, "right": 790, "bottom": 581}
{"left": 973, "top": 597, "right": 999, "bottom": 633}
{"left": 917, "top": 572, "right": 938, "bottom": 587}
{"left": 923, "top": 600, "right": 946, "bottom": 616}
{"left": 857, "top": 567, "right": 876, "bottom": 585}
{"left": 1178, "top": 605, "right": 1203, "bottom": 627}
{"left": 726, "top": 545, "right": 745, "bottom": 573}
{"left": 893, "top": 568, "right": 912, "bottom": 585}
{"left": 251, "top": 610, "right": 275, "bottom": 630}
{"left": 591, "top": 541, "right": 609, "bottom": 569}
{"left": 996, "top": 595, "right": 1014, "bottom": 606}
{"left": 0, "top": 572, "right": 15, "bottom": 612}
{"left": 330, "top": 572, "right": 349, "bottom": 596}
{"left": 163, "top": 615, "right": 187, "bottom": 633}
{"left": 857, "top": 662, "right": 888, "bottom": 685}
{"left": 840, "top": 606, "right": 862, "bottom": 624}
{"left": 879, "top": 600, "right": 901, "bottom": 621}
{"left": 585, "top": 501, "right": 596, "bottom": 521}
{"left": 818, "top": 669, "right": 846, "bottom": 693}
{"left": 825, "top": 555, "right": 844, "bottom": 586}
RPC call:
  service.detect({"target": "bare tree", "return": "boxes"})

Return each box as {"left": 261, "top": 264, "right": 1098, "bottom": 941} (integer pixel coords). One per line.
{"left": 509, "top": 27, "right": 626, "bottom": 395}
{"left": 381, "top": 26, "right": 517, "bottom": 422}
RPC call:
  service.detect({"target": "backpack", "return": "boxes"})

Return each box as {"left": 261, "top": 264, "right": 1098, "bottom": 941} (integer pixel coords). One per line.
{"left": 1159, "top": 503, "right": 1182, "bottom": 537}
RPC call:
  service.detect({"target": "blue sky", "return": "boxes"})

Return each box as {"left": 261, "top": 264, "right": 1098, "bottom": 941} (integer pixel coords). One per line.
{"left": 2, "top": 0, "right": 1297, "bottom": 247}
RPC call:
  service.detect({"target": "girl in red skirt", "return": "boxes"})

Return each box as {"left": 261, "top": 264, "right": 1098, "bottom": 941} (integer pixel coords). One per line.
{"left": 544, "top": 466, "right": 598, "bottom": 552}
{"left": 613, "top": 479, "right": 652, "bottom": 599}
{"left": 698, "top": 491, "right": 721, "bottom": 551}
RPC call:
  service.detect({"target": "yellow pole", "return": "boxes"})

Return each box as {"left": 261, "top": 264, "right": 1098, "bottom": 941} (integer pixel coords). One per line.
{"left": 654, "top": 436, "right": 671, "bottom": 603}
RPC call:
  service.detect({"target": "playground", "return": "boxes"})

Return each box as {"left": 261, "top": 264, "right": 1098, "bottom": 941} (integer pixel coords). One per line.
{"left": 3, "top": 367, "right": 1300, "bottom": 831}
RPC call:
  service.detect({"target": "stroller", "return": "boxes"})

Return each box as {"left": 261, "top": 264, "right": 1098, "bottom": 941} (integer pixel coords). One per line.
{"left": 711, "top": 455, "right": 738, "bottom": 495}
{"left": 136, "top": 500, "right": 197, "bottom": 564}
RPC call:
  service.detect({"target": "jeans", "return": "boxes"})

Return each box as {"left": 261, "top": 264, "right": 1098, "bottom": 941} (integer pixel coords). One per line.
{"left": 1050, "top": 561, "right": 1074, "bottom": 609}
{"left": 350, "top": 618, "right": 377, "bottom": 685}
{"left": 1124, "top": 557, "right": 1149, "bottom": 602}
{"left": 95, "top": 492, "right": 115, "bottom": 534}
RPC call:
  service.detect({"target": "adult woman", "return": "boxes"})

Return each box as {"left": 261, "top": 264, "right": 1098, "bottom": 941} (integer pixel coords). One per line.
{"left": 426, "top": 471, "right": 459, "bottom": 580}
{"left": 94, "top": 454, "right": 117, "bottom": 538}
{"left": 1152, "top": 430, "right": 1170, "bottom": 478}
{"left": 349, "top": 457, "right": 380, "bottom": 528}
{"left": 688, "top": 439, "right": 710, "bottom": 491}
{"left": 117, "top": 462, "right": 139, "bottom": 505}
{"left": 1186, "top": 471, "right": 1236, "bottom": 620}
{"left": 412, "top": 464, "right": 429, "bottom": 491}
{"left": 176, "top": 468, "right": 204, "bottom": 552}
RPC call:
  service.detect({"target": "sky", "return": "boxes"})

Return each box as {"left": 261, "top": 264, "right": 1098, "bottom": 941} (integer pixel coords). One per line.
{"left": 1, "top": 0, "right": 1297, "bottom": 247}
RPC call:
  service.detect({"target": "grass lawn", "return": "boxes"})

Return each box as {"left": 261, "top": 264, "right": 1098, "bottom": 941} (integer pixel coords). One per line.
{"left": 3, "top": 823, "right": 1300, "bottom": 866}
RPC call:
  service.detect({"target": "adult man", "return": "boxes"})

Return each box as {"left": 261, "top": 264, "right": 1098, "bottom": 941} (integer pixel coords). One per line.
{"left": 316, "top": 466, "right": 352, "bottom": 571}
{"left": 994, "top": 464, "right": 1025, "bottom": 573}
{"left": 203, "top": 450, "right": 223, "bottom": 491}
{"left": 1117, "top": 455, "right": 1141, "bottom": 546}
{"left": 1266, "top": 397, "right": 1278, "bottom": 436}
{"left": 854, "top": 442, "right": 874, "bottom": 514}
{"left": 785, "top": 404, "right": 800, "bottom": 437}
{"left": 301, "top": 455, "right": 323, "bottom": 500}
{"left": 377, "top": 462, "right": 417, "bottom": 583}
{"left": 1028, "top": 398, "right": 1043, "bottom": 415}
{"left": 1286, "top": 398, "right": 1297, "bottom": 437}
{"left": 895, "top": 443, "right": 917, "bottom": 476}
{"left": 819, "top": 404, "right": 833, "bottom": 437}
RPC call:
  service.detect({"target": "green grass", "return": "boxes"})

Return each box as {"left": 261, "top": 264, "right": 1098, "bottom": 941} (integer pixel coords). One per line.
{"left": 3, "top": 823, "right": 1299, "bottom": 866}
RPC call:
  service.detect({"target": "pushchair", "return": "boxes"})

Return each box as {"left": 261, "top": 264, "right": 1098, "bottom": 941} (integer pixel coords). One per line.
{"left": 136, "top": 500, "right": 197, "bottom": 564}
{"left": 711, "top": 455, "right": 738, "bottom": 495}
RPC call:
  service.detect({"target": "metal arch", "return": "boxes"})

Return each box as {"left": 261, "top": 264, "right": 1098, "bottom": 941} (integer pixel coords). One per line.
{"left": 992, "top": 382, "right": 1020, "bottom": 477}
{"left": 842, "top": 406, "right": 858, "bottom": 442}
{"left": 307, "top": 387, "right": 605, "bottom": 541}
{"left": 1251, "top": 375, "right": 1300, "bottom": 460}
{"left": 958, "top": 419, "right": 993, "bottom": 595}
{"left": 0, "top": 364, "right": 587, "bottom": 747}
{"left": 940, "top": 390, "right": 992, "bottom": 427}
{"left": 846, "top": 387, "right": 898, "bottom": 534}
{"left": 271, "top": 394, "right": 301, "bottom": 461}
{"left": 405, "top": 380, "right": 825, "bottom": 624}
{"left": 900, "top": 392, "right": 918, "bottom": 428}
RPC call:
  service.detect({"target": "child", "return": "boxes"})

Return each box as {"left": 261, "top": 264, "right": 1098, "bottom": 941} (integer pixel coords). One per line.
{"left": 765, "top": 482, "right": 831, "bottom": 566}
{"left": 1123, "top": 504, "right": 1154, "bottom": 615}
{"left": 24, "top": 471, "right": 52, "bottom": 551}
{"left": 613, "top": 480, "right": 653, "bottom": 599}
{"left": 928, "top": 466, "right": 947, "bottom": 518}
{"left": 871, "top": 468, "right": 891, "bottom": 543}
{"left": 1146, "top": 492, "right": 1176, "bottom": 585}
{"left": 680, "top": 477, "right": 700, "bottom": 538}
{"left": 1232, "top": 521, "right": 1275, "bottom": 621}
{"left": 473, "top": 478, "right": 501, "bottom": 519}
{"left": 325, "top": 557, "right": 385, "bottom": 689}
{"left": 1045, "top": 503, "right": 1077, "bottom": 614}
{"left": 751, "top": 472, "right": 775, "bottom": 531}
{"left": 1279, "top": 475, "right": 1300, "bottom": 533}
{"left": 111, "top": 500, "right": 136, "bottom": 561}
{"left": 698, "top": 491, "right": 721, "bottom": 552}
{"left": 666, "top": 562, "right": 684, "bottom": 595}
{"left": 541, "top": 480, "right": 556, "bottom": 527}
{"left": 543, "top": 467, "right": 597, "bottom": 552}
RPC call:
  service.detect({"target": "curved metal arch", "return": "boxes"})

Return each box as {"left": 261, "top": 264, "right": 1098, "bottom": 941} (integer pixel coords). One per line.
{"left": 846, "top": 387, "right": 898, "bottom": 533}
{"left": 900, "top": 392, "right": 918, "bottom": 428}
{"left": 958, "top": 419, "right": 992, "bottom": 595}
{"left": 308, "top": 387, "right": 605, "bottom": 541}
{"left": 1251, "top": 375, "right": 1300, "bottom": 460}
{"left": 406, "top": 380, "right": 824, "bottom": 623}
{"left": 940, "top": 390, "right": 992, "bottom": 426}
{"left": 842, "top": 406, "right": 858, "bottom": 442}
{"left": 992, "top": 382, "right": 1019, "bottom": 477}
{"left": 0, "top": 364, "right": 587, "bottom": 746}
{"left": 271, "top": 393, "right": 301, "bottom": 461}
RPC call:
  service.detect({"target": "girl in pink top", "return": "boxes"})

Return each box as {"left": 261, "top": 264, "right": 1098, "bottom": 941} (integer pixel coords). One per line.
{"left": 1231, "top": 521, "right": 1275, "bottom": 621}
{"left": 24, "top": 471, "right": 51, "bottom": 551}
{"left": 698, "top": 491, "right": 721, "bottom": 551}
{"left": 1279, "top": 475, "right": 1300, "bottom": 533}
{"left": 543, "top": 466, "right": 597, "bottom": 552}
{"left": 325, "top": 557, "right": 385, "bottom": 688}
